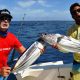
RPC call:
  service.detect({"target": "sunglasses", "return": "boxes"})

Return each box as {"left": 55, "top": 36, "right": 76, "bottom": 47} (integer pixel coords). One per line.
{"left": 73, "top": 9, "right": 80, "bottom": 14}
{"left": 0, "top": 17, "right": 11, "bottom": 22}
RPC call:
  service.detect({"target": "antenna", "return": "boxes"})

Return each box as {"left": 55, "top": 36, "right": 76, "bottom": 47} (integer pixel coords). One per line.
{"left": 21, "top": 13, "right": 26, "bottom": 27}
{"left": 23, "top": 13, "right": 26, "bottom": 21}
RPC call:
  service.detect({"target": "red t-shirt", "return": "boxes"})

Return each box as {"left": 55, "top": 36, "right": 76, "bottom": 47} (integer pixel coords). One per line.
{"left": 0, "top": 32, "right": 22, "bottom": 68}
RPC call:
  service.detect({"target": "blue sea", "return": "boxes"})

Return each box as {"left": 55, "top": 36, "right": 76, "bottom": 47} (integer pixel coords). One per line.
{"left": 9, "top": 21, "right": 75, "bottom": 65}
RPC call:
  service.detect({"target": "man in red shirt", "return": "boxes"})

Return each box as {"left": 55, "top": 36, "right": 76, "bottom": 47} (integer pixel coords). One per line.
{"left": 0, "top": 9, "right": 26, "bottom": 79}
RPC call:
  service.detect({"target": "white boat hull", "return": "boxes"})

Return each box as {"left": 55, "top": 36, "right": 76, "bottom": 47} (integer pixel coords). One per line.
{"left": 15, "top": 61, "right": 72, "bottom": 80}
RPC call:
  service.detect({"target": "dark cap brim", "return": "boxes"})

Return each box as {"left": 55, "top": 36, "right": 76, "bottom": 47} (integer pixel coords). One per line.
{"left": 0, "top": 14, "right": 13, "bottom": 19}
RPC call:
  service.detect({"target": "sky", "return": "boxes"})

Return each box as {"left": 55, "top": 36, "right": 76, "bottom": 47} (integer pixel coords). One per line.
{"left": 0, "top": 0, "right": 80, "bottom": 21}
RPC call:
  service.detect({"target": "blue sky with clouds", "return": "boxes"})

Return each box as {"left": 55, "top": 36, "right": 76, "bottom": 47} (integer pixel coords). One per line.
{"left": 0, "top": 0, "right": 80, "bottom": 21}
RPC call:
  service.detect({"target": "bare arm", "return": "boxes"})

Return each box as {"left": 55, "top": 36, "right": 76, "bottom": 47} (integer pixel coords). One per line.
{"left": 15, "top": 46, "right": 26, "bottom": 55}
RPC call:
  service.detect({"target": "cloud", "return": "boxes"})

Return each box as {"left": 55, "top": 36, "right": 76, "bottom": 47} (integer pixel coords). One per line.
{"left": 26, "top": 9, "right": 45, "bottom": 15}
{"left": 11, "top": 7, "right": 50, "bottom": 20}
{"left": 15, "top": 8, "right": 46, "bottom": 17}
{"left": 38, "top": 0, "right": 51, "bottom": 7}
{"left": 25, "top": 9, "right": 71, "bottom": 20}
{"left": 17, "top": 0, "right": 51, "bottom": 8}
{"left": 11, "top": 7, "right": 71, "bottom": 21}
{"left": 50, "top": 10, "right": 71, "bottom": 20}
{"left": 52, "top": 10, "right": 69, "bottom": 16}
{"left": 10, "top": 1, "right": 71, "bottom": 21}
{"left": 17, "top": 0, "right": 36, "bottom": 8}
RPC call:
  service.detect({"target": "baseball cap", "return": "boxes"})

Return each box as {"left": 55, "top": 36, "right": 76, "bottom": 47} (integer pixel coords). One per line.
{"left": 0, "top": 9, "right": 13, "bottom": 19}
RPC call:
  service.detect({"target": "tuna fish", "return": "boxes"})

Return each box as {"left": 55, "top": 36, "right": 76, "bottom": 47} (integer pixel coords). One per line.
{"left": 13, "top": 38, "right": 45, "bottom": 73}
{"left": 40, "top": 33, "right": 80, "bottom": 53}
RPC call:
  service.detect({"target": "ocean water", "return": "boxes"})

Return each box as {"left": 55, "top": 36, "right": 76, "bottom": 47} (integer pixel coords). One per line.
{"left": 9, "top": 21, "right": 75, "bottom": 65}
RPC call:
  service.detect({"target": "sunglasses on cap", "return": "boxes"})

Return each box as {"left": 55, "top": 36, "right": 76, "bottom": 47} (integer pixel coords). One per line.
{"left": 73, "top": 9, "right": 80, "bottom": 14}
{"left": 0, "top": 16, "right": 11, "bottom": 22}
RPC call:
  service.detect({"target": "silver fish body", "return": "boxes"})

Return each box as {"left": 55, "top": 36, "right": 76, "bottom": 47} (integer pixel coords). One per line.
{"left": 41, "top": 33, "right": 80, "bottom": 53}
{"left": 41, "top": 33, "right": 62, "bottom": 45}
{"left": 13, "top": 39, "right": 45, "bottom": 73}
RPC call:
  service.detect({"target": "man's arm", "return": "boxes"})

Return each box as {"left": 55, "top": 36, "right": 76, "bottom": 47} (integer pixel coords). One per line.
{"left": 15, "top": 46, "right": 26, "bottom": 55}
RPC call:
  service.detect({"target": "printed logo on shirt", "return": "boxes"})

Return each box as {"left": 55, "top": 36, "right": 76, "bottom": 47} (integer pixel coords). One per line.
{"left": 0, "top": 48, "right": 11, "bottom": 51}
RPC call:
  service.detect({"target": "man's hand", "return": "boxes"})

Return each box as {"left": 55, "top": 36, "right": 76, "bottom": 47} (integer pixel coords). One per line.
{"left": 52, "top": 43, "right": 58, "bottom": 49}
{"left": 0, "top": 67, "right": 11, "bottom": 77}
